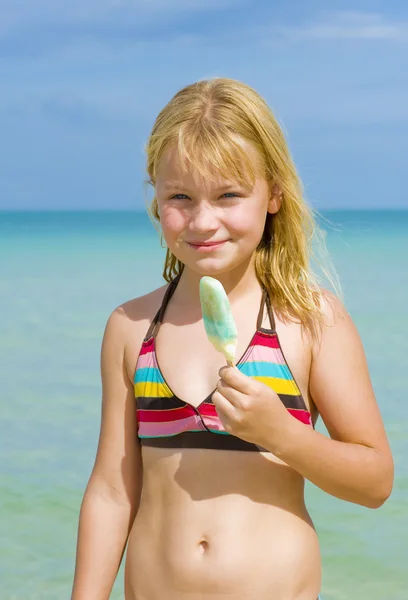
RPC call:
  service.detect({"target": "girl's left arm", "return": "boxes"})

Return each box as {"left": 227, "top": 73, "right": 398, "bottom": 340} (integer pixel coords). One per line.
{"left": 272, "top": 293, "right": 394, "bottom": 508}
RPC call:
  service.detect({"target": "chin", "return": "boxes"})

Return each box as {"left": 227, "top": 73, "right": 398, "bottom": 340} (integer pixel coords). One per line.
{"left": 182, "top": 256, "right": 248, "bottom": 277}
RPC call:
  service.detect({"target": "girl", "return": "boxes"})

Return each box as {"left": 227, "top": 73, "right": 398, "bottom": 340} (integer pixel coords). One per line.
{"left": 71, "top": 78, "right": 394, "bottom": 600}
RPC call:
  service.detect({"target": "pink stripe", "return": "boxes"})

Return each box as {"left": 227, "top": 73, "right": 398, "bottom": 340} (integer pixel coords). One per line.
{"left": 139, "top": 337, "right": 155, "bottom": 356}
{"left": 244, "top": 344, "right": 285, "bottom": 365}
{"left": 250, "top": 331, "right": 280, "bottom": 349}
{"left": 136, "top": 351, "right": 157, "bottom": 370}
{"left": 201, "top": 402, "right": 312, "bottom": 428}
{"left": 201, "top": 413, "right": 226, "bottom": 432}
{"left": 198, "top": 403, "right": 225, "bottom": 430}
{"left": 138, "top": 414, "right": 204, "bottom": 437}
{"left": 137, "top": 405, "right": 196, "bottom": 422}
{"left": 287, "top": 409, "right": 312, "bottom": 426}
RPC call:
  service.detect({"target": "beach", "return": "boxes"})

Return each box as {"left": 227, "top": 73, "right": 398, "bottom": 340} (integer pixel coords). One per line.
{"left": 1, "top": 209, "right": 406, "bottom": 599}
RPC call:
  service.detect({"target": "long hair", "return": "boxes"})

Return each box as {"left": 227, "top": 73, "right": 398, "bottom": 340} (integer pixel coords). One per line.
{"left": 145, "top": 78, "right": 340, "bottom": 336}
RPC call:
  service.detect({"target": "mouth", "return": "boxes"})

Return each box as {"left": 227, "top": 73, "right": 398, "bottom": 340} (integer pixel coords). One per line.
{"left": 187, "top": 240, "right": 229, "bottom": 252}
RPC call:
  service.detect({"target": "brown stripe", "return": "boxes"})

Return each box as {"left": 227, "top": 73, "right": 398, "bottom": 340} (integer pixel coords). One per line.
{"left": 140, "top": 431, "right": 268, "bottom": 451}
{"left": 137, "top": 395, "right": 185, "bottom": 410}
{"left": 278, "top": 393, "right": 309, "bottom": 411}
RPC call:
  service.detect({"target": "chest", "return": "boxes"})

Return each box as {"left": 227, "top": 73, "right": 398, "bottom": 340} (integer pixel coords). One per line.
{"left": 152, "top": 314, "right": 311, "bottom": 410}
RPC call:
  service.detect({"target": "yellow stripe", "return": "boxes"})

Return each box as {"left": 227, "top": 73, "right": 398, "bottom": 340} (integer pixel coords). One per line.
{"left": 252, "top": 376, "right": 300, "bottom": 395}
{"left": 134, "top": 380, "right": 173, "bottom": 398}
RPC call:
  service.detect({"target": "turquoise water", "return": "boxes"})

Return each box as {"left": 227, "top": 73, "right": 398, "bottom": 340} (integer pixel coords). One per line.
{"left": 1, "top": 210, "right": 407, "bottom": 599}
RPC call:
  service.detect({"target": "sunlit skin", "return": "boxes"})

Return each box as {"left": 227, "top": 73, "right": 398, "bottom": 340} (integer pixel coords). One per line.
{"left": 154, "top": 144, "right": 300, "bottom": 459}
{"left": 155, "top": 143, "right": 282, "bottom": 305}
{"left": 119, "top": 146, "right": 327, "bottom": 600}
{"left": 72, "top": 146, "right": 394, "bottom": 600}
{"left": 71, "top": 91, "right": 393, "bottom": 600}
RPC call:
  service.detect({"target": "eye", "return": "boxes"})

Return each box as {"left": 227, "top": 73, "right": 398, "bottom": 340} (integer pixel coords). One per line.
{"left": 220, "top": 192, "right": 242, "bottom": 200}
{"left": 168, "top": 192, "right": 240, "bottom": 201}
{"left": 170, "top": 193, "right": 189, "bottom": 200}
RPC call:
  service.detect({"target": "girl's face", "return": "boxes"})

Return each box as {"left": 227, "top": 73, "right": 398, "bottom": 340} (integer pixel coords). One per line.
{"left": 155, "top": 144, "right": 280, "bottom": 277}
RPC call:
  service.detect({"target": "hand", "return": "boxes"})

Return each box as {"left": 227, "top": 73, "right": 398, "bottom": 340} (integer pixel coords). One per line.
{"left": 212, "top": 365, "right": 291, "bottom": 450}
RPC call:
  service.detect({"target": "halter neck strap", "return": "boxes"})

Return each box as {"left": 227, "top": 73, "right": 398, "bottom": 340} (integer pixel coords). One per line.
{"left": 144, "top": 274, "right": 181, "bottom": 339}
{"left": 145, "top": 274, "right": 275, "bottom": 339}
{"left": 256, "top": 288, "right": 276, "bottom": 332}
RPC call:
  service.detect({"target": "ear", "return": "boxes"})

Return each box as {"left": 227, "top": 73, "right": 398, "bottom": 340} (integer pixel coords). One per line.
{"left": 267, "top": 183, "right": 282, "bottom": 215}
{"left": 155, "top": 195, "right": 161, "bottom": 219}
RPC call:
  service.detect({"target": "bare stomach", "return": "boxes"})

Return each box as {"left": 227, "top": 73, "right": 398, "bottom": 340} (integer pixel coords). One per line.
{"left": 124, "top": 447, "right": 321, "bottom": 600}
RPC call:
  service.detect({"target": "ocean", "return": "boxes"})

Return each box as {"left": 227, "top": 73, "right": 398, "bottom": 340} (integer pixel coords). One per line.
{"left": 1, "top": 210, "right": 407, "bottom": 599}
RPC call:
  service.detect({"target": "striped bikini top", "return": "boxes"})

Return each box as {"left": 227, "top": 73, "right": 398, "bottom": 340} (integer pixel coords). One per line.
{"left": 134, "top": 276, "right": 313, "bottom": 452}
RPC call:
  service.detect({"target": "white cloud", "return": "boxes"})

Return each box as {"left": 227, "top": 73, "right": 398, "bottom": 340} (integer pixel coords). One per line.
{"left": 279, "top": 11, "right": 408, "bottom": 42}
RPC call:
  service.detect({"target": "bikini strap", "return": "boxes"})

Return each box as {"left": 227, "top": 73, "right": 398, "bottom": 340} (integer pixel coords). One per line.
{"left": 147, "top": 276, "right": 275, "bottom": 339}
{"left": 145, "top": 274, "right": 181, "bottom": 339}
{"left": 257, "top": 288, "right": 276, "bottom": 332}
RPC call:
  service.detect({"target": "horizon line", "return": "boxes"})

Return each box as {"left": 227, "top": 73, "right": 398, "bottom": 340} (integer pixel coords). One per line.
{"left": 1, "top": 207, "right": 407, "bottom": 213}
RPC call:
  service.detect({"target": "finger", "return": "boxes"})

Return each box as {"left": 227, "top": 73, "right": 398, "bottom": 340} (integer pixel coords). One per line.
{"left": 216, "top": 378, "right": 246, "bottom": 407}
{"left": 218, "top": 365, "right": 257, "bottom": 395}
{"left": 212, "top": 390, "right": 233, "bottom": 417}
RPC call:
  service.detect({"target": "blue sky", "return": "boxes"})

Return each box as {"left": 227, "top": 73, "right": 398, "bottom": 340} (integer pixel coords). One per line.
{"left": 1, "top": 0, "right": 407, "bottom": 210}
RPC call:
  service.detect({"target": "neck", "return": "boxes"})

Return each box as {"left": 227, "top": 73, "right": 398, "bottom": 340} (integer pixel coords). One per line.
{"left": 175, "top": 259, "right": 262, "bottom": 308}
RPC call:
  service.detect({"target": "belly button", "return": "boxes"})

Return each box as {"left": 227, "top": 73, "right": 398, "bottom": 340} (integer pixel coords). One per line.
{"left": 198, "top": 539, "right": 209, "bottom": 554}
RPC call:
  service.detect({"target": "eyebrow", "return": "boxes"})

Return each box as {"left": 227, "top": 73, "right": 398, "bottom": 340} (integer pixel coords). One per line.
{"left": 163, "top": 181, "right": 187, "bottom": 190}
{"left": 163, "top": 182, "right": 245, "bottom": 191}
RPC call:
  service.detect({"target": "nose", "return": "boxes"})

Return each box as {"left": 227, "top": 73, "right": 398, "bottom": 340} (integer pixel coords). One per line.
{"left": 188, "top": 202, "right": 218, "bottom": 233}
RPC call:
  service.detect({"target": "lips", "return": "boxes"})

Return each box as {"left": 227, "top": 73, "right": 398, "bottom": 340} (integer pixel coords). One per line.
{"left": 187, "top": 239, "right": 229, "bottom": 251}
{"left": 188, "top": 241, "right": 227, "bottom": 246}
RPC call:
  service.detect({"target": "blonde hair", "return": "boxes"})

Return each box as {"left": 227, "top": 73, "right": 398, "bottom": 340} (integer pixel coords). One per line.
{"left": 145, "top": 77, "right": 340, "bottom": 336}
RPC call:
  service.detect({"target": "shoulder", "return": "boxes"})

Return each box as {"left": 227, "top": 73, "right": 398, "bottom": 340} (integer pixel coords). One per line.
{"left": 102, "top": 284, "right": 169, "bottom": 381}
{"left": 318, "top": 288, "right": 349, "bottom": 326}
{"left": 311, "top": 287, "right": 361, "bottom": 358}
{"left": 112, "top": 284, "right": 168, "bottom": 327}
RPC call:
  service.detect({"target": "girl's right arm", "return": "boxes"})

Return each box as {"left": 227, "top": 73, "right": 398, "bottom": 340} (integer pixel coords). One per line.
{"left": 71, "top": 306, "right": 143, "bottom": 600}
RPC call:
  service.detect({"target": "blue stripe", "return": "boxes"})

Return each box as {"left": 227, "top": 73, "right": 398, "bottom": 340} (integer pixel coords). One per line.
{"left": 136, "top": 363, "right": 292, "bottom": 384}
{"left": 238, "top": 361, "right": 292, "bottom": 380}
{"left": 135, "top": 367, "right": 164, "bottom": 384}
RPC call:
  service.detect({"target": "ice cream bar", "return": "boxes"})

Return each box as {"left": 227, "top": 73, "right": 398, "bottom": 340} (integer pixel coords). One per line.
{"left": 199, "top": 276, "right": 237, "bottom": 365}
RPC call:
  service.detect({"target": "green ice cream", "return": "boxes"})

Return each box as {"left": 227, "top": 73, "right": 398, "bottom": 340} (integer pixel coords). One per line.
{"left": 199, "top": 276, "right": 238, "bottom": 365}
